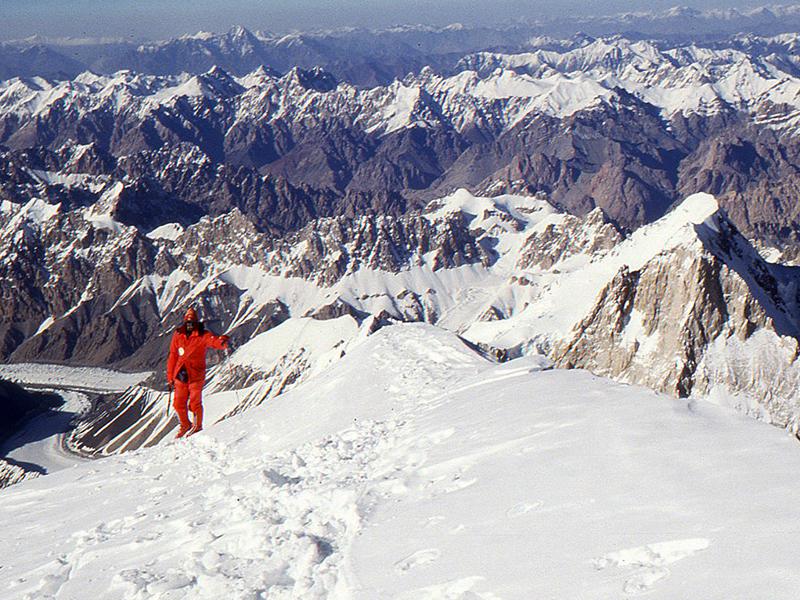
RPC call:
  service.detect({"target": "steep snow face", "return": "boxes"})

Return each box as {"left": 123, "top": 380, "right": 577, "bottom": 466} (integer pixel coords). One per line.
{"left": 146, "top": 223, "right": 184, "bottom": 241}
{"left": 2, "top": 324, "right": 800, "bottom": 599}
{"left": 234, "top": 316, "right": 359, "bottom": 372}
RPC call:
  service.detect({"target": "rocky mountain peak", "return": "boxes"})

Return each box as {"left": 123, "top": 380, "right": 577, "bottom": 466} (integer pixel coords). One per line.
{"left": 283, "top": 66, "right": 337, "bottom": 92}
{"left": 551, "top": 194, "right": 800, "bottom": 422}
{"left": 196, "top": 66, "right": 245, "bottom": 97}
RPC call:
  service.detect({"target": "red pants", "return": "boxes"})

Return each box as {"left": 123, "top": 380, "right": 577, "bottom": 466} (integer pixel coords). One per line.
{"left": 173, "top": 380, "right": 204, "bottom": 429}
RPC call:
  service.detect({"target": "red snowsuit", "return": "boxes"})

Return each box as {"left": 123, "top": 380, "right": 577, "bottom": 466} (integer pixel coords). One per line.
{"left": 166, "top": 323, "right": 228, "bottom": 432}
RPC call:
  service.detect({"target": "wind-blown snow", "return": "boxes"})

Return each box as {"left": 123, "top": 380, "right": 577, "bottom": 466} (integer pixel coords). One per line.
{"left": 233, "top": 316, "right": 360, "bottom": 378}
{"left": 2, "top": 324, "right": 800, "bottom": 599}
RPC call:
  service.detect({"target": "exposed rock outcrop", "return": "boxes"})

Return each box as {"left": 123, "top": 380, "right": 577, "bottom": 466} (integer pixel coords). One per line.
{"left": 553, "top": 210, "right": 800, "bottom": 428}
{"left": 0, "top": 459, "right": 39, "bottom": 490}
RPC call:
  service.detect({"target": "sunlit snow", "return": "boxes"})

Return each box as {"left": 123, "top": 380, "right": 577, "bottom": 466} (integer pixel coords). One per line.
{"left": 2, "top": 325, "right": 800, "bottom": 598}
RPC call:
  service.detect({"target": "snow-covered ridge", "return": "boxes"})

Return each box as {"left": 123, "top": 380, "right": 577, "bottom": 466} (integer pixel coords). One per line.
{"left": 465, "top": 193, "right": 722, "bottom": 343}
{"left": 6, "top": 32, "right": 800, "bottom": 135}
{"left": 458, "top": 35, "right": 800, "bottom": 124}
{"left": 0, "top": 63, "right": 613, "bottom": 136}
{"left": 3, "top": 324, "right": 800, "bottom": 598}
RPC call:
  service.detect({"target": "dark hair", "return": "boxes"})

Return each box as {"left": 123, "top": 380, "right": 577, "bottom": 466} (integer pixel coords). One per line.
{"left": 177, "top": 321, "right": 205, "bottom": 335}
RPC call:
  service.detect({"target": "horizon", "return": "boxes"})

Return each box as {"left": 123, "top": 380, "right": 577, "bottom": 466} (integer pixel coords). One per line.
{"left": 0, "top": 0, "right": 784, "bottom": 43}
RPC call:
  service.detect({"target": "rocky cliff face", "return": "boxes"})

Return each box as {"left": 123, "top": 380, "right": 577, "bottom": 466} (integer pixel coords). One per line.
{"left": 553, "top": 203, "right": 800, "bottom": 429}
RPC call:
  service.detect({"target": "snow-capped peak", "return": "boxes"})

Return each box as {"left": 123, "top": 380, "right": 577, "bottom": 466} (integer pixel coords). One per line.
{"left": 6, "top": 33, "right": 800, "bottom": 135}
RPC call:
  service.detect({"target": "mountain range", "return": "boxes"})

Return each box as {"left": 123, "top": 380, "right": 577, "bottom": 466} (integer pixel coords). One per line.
{"left": 2, "top": 187, "right": 793, "bottom": 459}
{"left": 2, "top": 15, "right": 800, "bottom": 462}
{"left": 3, "top": 33, "right": 800, "bottom": 248}
{"left": 7, "top": 5, "right": 800, "bottom": 83}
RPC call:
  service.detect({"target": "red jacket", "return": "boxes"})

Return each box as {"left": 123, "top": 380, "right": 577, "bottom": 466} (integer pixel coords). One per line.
{"left": 167, "top": 324, "right": 228, "bottom": 385}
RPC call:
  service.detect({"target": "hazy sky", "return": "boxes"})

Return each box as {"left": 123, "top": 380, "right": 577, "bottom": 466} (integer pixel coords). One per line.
{"left": 0, "top": 0, "right": 774, "bottom": 41}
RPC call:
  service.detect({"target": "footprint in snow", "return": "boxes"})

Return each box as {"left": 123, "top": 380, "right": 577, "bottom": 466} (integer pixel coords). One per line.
{"left": 424, "top": 515, "right": 446, "bottom": 527}
{"left": 418, "top": 473, "right": 479, "bottom": 499}
{"left": 438, "top": 475, "right": 477, "bottom": 495}
{"left": 505, "top": 501, "right": 544, "bottom": 517}
{"left": 32, "top": 558, "right": 71, "bottom": 598}
{"left": 426, "top": 428, "right": 455, "bottom": 445}
{"left": 593, "top": 538, "right": 710, "bottom": 595}
{"left": 395, "top": 548, "right": 442, "bottom": 572}
{"left": 396, "top": 576, "right": 498, "bottom": 600}
{"left": 622, "top": 567, "right": 670, "bottom": 594}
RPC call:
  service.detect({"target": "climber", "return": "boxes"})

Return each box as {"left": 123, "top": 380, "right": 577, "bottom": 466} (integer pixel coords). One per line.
{"left": 166, "top": 306, "right": 230, "bottom": 438}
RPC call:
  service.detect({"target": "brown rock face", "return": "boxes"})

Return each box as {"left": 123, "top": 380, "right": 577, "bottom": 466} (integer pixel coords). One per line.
{"left": 517, "top": 208, "right": 622, "bottom": 270}
{"left": 677, "top": 131, "right": 800, "bottom": 247}
{"left": 552, "top": 217, "right": 800, "bottom": 428}
{"left": 553, "top": 249, "right": 734, "bottom": 396}
{"left": 0, "top": 459, "right": 39, "bottom": 490}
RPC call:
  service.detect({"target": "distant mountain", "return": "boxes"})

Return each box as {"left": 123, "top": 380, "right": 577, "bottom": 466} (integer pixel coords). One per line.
{"left": 5, "top": 6, "right": 800, "bottom": 83}
{"left": 3, "top": 36, "right": 800, "bottom": 247}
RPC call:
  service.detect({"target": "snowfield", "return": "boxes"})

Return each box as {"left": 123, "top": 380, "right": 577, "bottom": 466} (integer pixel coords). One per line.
{"left": 2, "top": 323, "right": 800, "bottom": 599}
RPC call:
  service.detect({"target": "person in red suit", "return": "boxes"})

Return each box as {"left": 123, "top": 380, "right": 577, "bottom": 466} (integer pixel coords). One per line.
{"left": 166, "top": 307, "right": 230, "bottom": 438}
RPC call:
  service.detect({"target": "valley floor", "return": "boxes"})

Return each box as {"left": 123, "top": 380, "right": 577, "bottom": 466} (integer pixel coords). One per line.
{"left": 0, "top": 365, "right": 151, "bottom": 475}
{"left": 1, "top": 324, "right": 799, "bottom": 599}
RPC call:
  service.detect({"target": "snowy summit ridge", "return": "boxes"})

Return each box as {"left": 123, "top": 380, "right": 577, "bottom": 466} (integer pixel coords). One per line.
{"left": 3, "top": 324, "right": 800, "bottom": 598}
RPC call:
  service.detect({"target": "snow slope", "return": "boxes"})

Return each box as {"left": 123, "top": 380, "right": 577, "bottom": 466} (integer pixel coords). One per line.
{"left": 2, "top": 323, "right": 800, "bottom": 599}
